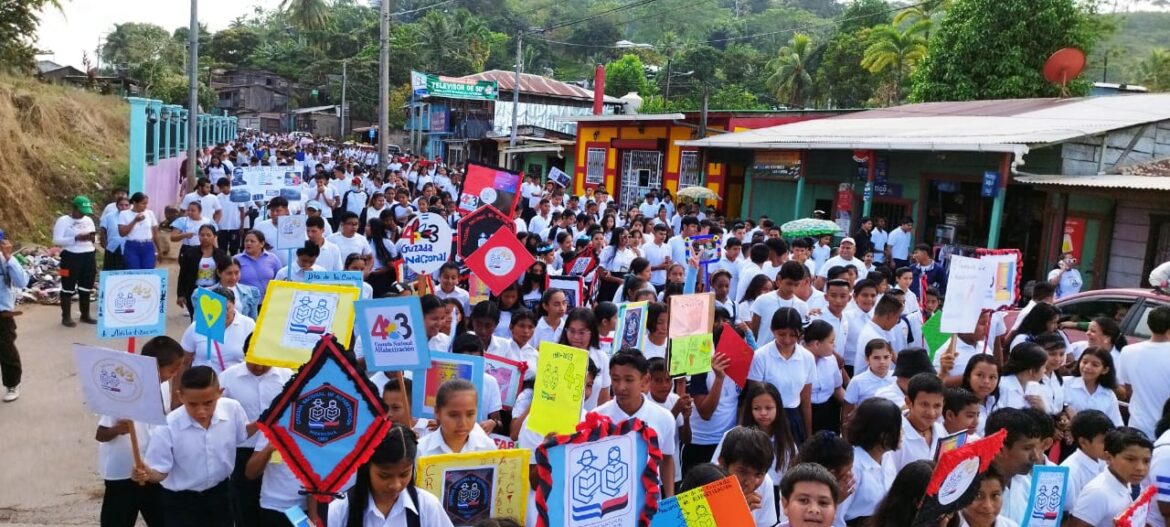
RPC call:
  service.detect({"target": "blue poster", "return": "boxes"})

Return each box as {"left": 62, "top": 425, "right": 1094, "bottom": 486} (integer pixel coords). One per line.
{"left": 96, "top": 269, "right": 168, "bottom": 339}
{"left": 192, "top": 288, "right": 228, "bottom": 343}
{"left": 353, "top": 297, "right": 429, "bottom": 371}
{"left": 1021, "top": 465, "right": 1069, "bottom": 527}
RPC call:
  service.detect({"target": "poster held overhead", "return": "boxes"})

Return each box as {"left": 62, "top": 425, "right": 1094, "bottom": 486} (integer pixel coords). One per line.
{"left": 353, "top": 297, "right": 430, "bottom": 371}
{"left": 458, "top": 162, "right": 522, "bottom": 217}
{"left": 939, "top": 255, "right": 993, "bottom": 333}
{"left": 463, "top": 229, "right": 534, "bottom": 296}
{"left": 667, "top": 293, "right": 715, "bottom": 339}
{"left": 401, "top": 212, "right": 454, "bottom": 276}
{"left": 525, "top": 342, "right": 589, "bottom": 437}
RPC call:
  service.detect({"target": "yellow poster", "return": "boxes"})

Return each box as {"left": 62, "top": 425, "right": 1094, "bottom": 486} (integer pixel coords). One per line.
{"left": 416, "top": 448, "right": 530, "bottom": 526}
{"left": 250, "top": 281, "right": 359, "bottom": 368}
{"left": 526, "top": 342, "right": 589, "bottom": 437}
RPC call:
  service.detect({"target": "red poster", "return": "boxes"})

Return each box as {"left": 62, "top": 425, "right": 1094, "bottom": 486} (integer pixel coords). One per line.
{"left": 458, "top": 162, "right": 523, "bottom": 217}
{"left": 464, "top": 229, "right": 535, "bottom": 296}
{"left": 1062, "top": 216, "right": 1086, "bottom": 262}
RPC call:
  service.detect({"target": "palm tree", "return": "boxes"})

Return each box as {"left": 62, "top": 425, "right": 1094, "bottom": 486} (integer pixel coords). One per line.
{"left": 280, "top": 0, "right": 331, "bottom": 31}
{"left": 861, "top": 24, "right": 927, "bottom": 104}
{"left": 893, "top": 0, "right": 951, "bottom": 40}
{"left": 765, "top": 33, "right": 815, "bottom": 108}
{"left": 1135, "top": 48, "right": 1170, "bottom": 92}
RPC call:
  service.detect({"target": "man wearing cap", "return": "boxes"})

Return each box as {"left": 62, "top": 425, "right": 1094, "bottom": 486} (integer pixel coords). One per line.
{"left": 53, "top": 196, "right": 98, "bottom": 327}
{"left": 815, "top": 237, "right": 865, "bottom": 289}
{"left": 0, "top": 229, "right": 28, "bottom": 401}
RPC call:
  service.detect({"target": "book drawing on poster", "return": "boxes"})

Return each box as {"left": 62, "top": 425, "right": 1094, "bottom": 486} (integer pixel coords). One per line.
{"left": 73, "top": 345, "right": 167, "bottom": 425}
{"left": 251, "top": 281, "right": 359, "bottom": 368}
{"left": 416, "top": 449, "right": 530, "bottom": 526}
{"left": 97, "top": 269, "right": 168, "bottom": 339}
{"left": 565, "top": 433, "right": 637, "bottom": 525}
{"left": 1020, "top": 465, "right": 1068, "bottom": 527}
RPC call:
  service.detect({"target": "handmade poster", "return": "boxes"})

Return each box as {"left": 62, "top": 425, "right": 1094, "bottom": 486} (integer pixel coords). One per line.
{"left": 464, "top": 229, "right": 534, "bottom": 296}
{"left": 401, "top": 212, "right": 454, "bottom": 275}
{"left": 97, "top": 269, "right": 168, "bottom": 339}
{"left": 667, "top": 293, "right": 715, "bottom": 339}
{"left": 613, "top": 302, "right": 648, "bottom": 351}
{"left": 534, "top": 413, "right": 662, "bottom": 527}
{"left": 922, "top": 312, "right": 953, "bottom": 360}
{"left": 1116, "top": 485, "right": 1156, "bottom": 527}
{"left": 547, "top": 275, "right": 585, "bottom": 309}
{"left": 669, "top": 333, "right": 713, "bottom": 377}
{"left": 417, "top": 449, "right": 530, "bottom": 526}
{"left": 1020, "top": 465, "right": 1068, "bottom": 527}
{"left": 192, "top": 288, "right": 228, "bottom": 343}
{"left": 276, "top": 215, "right": 308, "bottom": 251}
{"left": 257, "top": 335, "right": 392, "bottom": 503}
{"left": 354, "top": 297, "right": 429, "bottom": 371}
{"left": 549, "top": 166, "right": 571, "bottom": 188}
{"left": 714, "top": 322, "right": 754, "bottom": 388}
{"left": 393, "top": 258, "right": 420, "bottom": 285}
{"left": 467, "top": 274, "right": 491, "bottom": 305}
{"left": 976, "top": 249, "right": 1023, "bottom": 311}
{"left": 685, "top": 234, "right": 723, "bottom": 265}
{"left": 251, "top": 281, "right": 359, "bottom": 368}
{"left": 72, "top": 344, "right": 167, "bottom": 425}
{"left": 457, "top": 204, "right": 515, "bottom": 259}
{"left": 459, "top": 162, "right": 522, "bottom": 216}
{"left": 526, "top": 342, "right": 589, "bottom": 437}
{"left": 305, "top": 270, "right": 365, "bottom": 292}
{"left": 913, "top": 430, "right": 1006, "bottom": 527}
{"left": 650, "top": 475, "right": 753, "bottom": 527}
{"left": 489, "top": 433, "right": 517, "bottom": 449}
{"left": 934, "top": 430, "right": 968, "bottom": 461}
{"left": 412, "top": 352, "right": 485, "bottom": 420}
{"left": 484, "top": 354, "right": 526, "bottom": 409}
{"left": 939, "top": 255, "right": 992, "bottom": 333}
{"left": 564, "top": 244, "right": 598, "bottom": 278}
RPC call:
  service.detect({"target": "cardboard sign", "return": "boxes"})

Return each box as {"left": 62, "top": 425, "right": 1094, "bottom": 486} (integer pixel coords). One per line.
{"left": 305, "top": 270, "right": 364, "bottom": 292}
{"left": 922, "top": 312, "right": 953, "bottom": 360}
{"left": 458, "top": 162, "right": 522, "bottom": 216}
{"left": 457, "top": 204, "right": 515, "bottom": 259}
{"left": 353, "top": 297, "right": 429, "bottom": 371}
{"left": 257, "top": 335, "right": 392, "bottom": 503}
{"left": 668, "top": 293, "right": 715, "bottom": 339}
{"left": 533, "top": 413, "right": 662, "bottom": 527}
{"left": 401, "top": 212, "right": 454, "bottom": 275}
{"left": 1116, "top": 485, "right": 1155, "bottom": 527}
{"left": 1020, "top": 465, "right": 1069, "bottom": 527}
{"left": 651, "top": 475, "right": 754, "bottom": 527}
{"left": 546, "top": 275, "right": 585, "bottom": 310}
{"left": 417, "top": 448, "right": 531, "bottom": 526}
{"left": 411, "top": 352, "right": 485, "bottom": 420}
{"left": 714, "top": 323, "right": 754, "bottom": 388}
{"left": 192, "top": 288, "right": 228, "bottom": 343}
{"left": 464, "top": 229, "right": 534, "bottom": 296}
{"left": 564, "top": 245, "right": 598, "bottom": 278}
{"left": 526, "top": 342, "right": 589, "bottom": 437}
{"left": 73, "top": 344, "right": 167, "bottom": 425}
{"left": 976, "top": 248, "right": 1023, "bottom": 311}
{"left": 613, "top": 302, "right": 648, "bottom": 352}
{"left": 276, "top": 215, "right": 308, "bottom": 251}
{"left": 484, "top": 353, "right": 527, "bottom": 409}
{"left": 940, "top": 255, "right": 992, "bottom": 333}
{"left": 686, "top": 234, "right": 723, "bottom": 265}
{"left": 548, "top": 166, "right": 571, "bottom": 188}
{"left": 97, "top": 269, "right": 168, "bottom": 339}
{"left": 934, "top": 429, "right": 969, "bottom": 462}
{"left": 669, "top": 333, "right": 713, "bottom": 377}
{"left": 251, "top": 281, "right": 359, "bottom": 368}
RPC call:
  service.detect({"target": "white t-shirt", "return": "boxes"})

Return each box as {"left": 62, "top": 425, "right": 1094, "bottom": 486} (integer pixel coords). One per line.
{"left": 852, "top": 321, "right": 894, "bottom": 374}
{"left": 817, "top": 255, "right": 865, "bottom": 278}
{"left": 253, "top": 436, "right": 303, "bottom": 513}
{"left": 216, "top": 194, "right": 246, "bottom": 231}
{"left": 1118, "top": 340, "right": 1170, "bottom": 438}
{"left": 751, "top": 293, "right": 809, "bottom": 347}
{"left": 221, "top": 363, "right": 291, "bottom": 448}
{"left": 118, "top": 209, "right": 159, "bottom": 242}
{"left": 687, "top": 372, "right": 741, "bottom": 445}
{"left": 890, "top": 414, "right": 949, "bottom": 472}
{"left": 592, "top": 397, "right": 678, "bottom": 457}
{"left": 746, "top": 342, "right": 816, "bottom": 409}
{"left": 1147, "top": 431, "right": 1170, "bottom": 527}
{"left": 838, "top": 447, "right": 896, "bottom": 522}
{"left": 1062, "top": 448, "right": 1107, "bottom": 514}
{"left": 1072, "top": 470, "right": 1143, "bottom": 527}
{"left": 53, "top": 215, "right": 97, "bottom": 253}
{"left": 843, "top": 369, "right": 896, "bottom": 405}
{"left": 326, "top": 232, "right": 372, "bottom": 261}
{"left": 326, "top": 490, "right": 453, "bottom": 527}
{"left": 640, "top": 241, "right": 671, "bottom": 286}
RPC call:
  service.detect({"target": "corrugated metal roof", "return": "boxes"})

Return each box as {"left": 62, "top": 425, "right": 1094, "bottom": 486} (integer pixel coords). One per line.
{"left": 678, "top": 94, "right": 1170, "bottom": 152}
{"left": 558, "top": 113, "right": 686, "bottom": 123}
{"left": 456, "top": 70, "right": 623, "bottom": 104}
{"left": 1014, "top": 174, "right": 1170, "bottom": 191}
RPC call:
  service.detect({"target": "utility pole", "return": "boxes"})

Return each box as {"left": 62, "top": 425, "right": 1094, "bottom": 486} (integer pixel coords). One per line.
{"left": 187, "top": 0, "right": 199, "bottom": 190}
{"left": 340, "top": 59, "right": 348, "bottom": 139}
{"left": 377, "top": 0, "right": 391, "bottom": 176}
{"left": 509, "top": 31, "right": 522, "bottom": 159}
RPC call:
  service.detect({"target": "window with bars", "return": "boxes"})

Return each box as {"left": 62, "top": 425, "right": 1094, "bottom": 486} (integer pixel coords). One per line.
{"left": 678, "top": 151, "right": 701, "bottom": 189}
{"left": 586, "top": 148, "right": 606, "bottom": 185}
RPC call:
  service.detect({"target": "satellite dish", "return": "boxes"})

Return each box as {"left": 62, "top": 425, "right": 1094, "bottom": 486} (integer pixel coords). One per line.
{"left": 1043, "top": 48, "right": 1086, "bottom": 97}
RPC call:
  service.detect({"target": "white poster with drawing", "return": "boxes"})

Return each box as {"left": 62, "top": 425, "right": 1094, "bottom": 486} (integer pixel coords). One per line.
{"left": 940, "top": 255, "right": 993, "bottom": 333}
{"left": 282, "top": 290, "right": 340, "bottom": 348}
{"left": 277, "top": 215, "right": 308, "bottom": 251}
{"left": 73, "top": 345, "right": 167, "bottom": 425}
{"left": 563, "top": 433, "right": 636, "bottom": 527}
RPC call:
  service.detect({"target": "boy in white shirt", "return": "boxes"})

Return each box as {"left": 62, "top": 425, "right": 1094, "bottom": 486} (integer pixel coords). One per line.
{"left": 985, "top": 408, "right": 1049, "bottom": 525}
{"left": 1069, "top": 427, "right": 1153, "bottom": 527}
{"left": 890, "top": 373, "right": 948, "bottom": 472}
{"left": 1061, "top": 410, "right": 1115, "bottom": 514}
{"left": 751, "top": 260, "right": 810, "bottom": 347}
{"left": 133, "top": 366, "right": 257, "bottom": 527}
{"left": 220, "top": 352, "right": 291, "bottom": 526}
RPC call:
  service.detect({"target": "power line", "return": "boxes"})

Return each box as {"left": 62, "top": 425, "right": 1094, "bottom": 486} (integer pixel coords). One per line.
{"left": 540, "top": 0, "right": 664, "bottom": 32}
{"left": 391, "top": 0, "right": 459, "bottom": 18}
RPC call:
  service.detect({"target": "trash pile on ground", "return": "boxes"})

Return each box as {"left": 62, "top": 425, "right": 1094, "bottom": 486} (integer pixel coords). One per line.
{"left": 13, "top": 246, "right": 63, "bottom": 305}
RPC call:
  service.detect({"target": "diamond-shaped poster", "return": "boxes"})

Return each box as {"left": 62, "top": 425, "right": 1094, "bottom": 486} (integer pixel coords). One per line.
{"left": 457, "top": 204, "right": 515, "bottom": 259}
{"left": 464, "top": 229, "right": 535, "bottom": 296}
{"left": 257, "top": 334, "right": 392, "bottom": 502}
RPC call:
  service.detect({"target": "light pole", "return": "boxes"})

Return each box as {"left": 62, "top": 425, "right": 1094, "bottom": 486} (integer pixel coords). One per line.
{"left": 340, "top": 59, "right": 348, "bottom": 140}
{"left": 186, "top": 0, "right": 199, "bottom": 190}
{"left": 377, "top": 0, "right": 390, "bottom": 175}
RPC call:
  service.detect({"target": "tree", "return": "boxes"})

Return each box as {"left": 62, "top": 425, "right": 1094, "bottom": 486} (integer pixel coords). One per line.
{"left": 1134, "top": 48, "right": 1170, "bottom": 91}
{"left": 605, "top": 54, "right": 651, "bottom": 97}
{"left": 206, "top": 27, "right": 261, "bottom": 67}
{"left": 910, "top": 0, "right": 1107, "bottom": 101}
{"left": 766, "top": 33, "right": 816, "bottom": 108}
{"left": 861, "top": 24, "right": 926, "bottom": 104}
{"left": 0, "top": 0, "right": 60, "bottom": 73}
{"left": 892, "top": 0, "right": 950, "bottom": 40}
{"left": 839, "top": 0, "right": 893, "bottom": 33}
{"left": 816, "top": 30, "right": 883, "bottom": 108}
{"left": 408, "top": 9, "right": 505, "bottom": 75}
{"left": 280, "top": 0, "right": 331, "bottom": 31}
{"left": 101, "top": 23, "right": 185, "bottom": 94}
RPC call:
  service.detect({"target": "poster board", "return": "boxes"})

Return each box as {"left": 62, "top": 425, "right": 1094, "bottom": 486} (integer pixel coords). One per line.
{"left": 667, "top": 293, "right": 715, "bottom": 339}
{"left": 276, "top": 215, "right": 308, "bottom": 251}
{"left": 547, "top": 275, "right": 585, "bottom": 310}
{"left": 525, "top": 342, "right": 589, "bottom": 437}
{"left": 685, "top": 234, "right": 722, "bottom": 265}
{"left": 1020, "top": 465, "right": 1069, "bottom": 527}
{"left": 939, "top": 255, "right": 992, "bottom": 334}
{"left": 401, "top": 212, "right": 454, "bottom": 275}
{"left": 457, "top": 204, "right": 515, "bottom": 260}
{"left": 714, "top": 323, "right": 754, "bottom": 388}
{"left": 669, "top": 333, "right": 713, "bottom": 377}
{"left": 459, "top": 162, "right": 522, "bottom": 217}
{"left": 353, "top": 297, "right": 430, "bottom": 371}
{"left": 548, "top": 166, "right": 571, "bottom": 188}
{"left": 613, "top": 302, "right": 648, "bottom": 351}
{"left": 650, "top": 475, "right": 753, "bottom": 527}
{"left": 417, "top": 449, "right": 531, "bottom": 526}
{"left": 464, "top": 229, "right": 533, "bottom": 296}
{"left": 251, "top": 281, "right": 360, "bottom": 368}
{"left": 305, "top": 270, "right": 365, "bottom": 292}
{"left": 975, "top": 248, "right": 1023, "bottom": 311}
{"left": 192, "top": 288, "right": 228, "bottom": 343}
{"left": 96, "top": 269, "right": 168, "bottom": 339}
{"left": 534, "top": 413, "right": 662, "bottom": 527}
{"left": 72, "top": 344, "right": 167, "bottom": 425}
{"left": 411, "top": 352, "right": 485, "bottom": 420}
{"left": 484, "top": 353, "right": 527, "bottom": 409}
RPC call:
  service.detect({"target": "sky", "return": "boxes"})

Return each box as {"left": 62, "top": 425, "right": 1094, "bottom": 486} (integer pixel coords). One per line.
{"left": 35, "top": 0, "right": 283, "bottom": 69}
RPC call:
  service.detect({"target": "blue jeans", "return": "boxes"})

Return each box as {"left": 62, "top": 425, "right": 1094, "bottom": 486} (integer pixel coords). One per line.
{"left": 122, "top": 241, "right": 156, "bottom": 270}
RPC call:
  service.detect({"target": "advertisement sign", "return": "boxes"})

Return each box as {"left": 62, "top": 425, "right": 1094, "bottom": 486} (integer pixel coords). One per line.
{"left": 1062, "top": 216, "right": 1086, "bottom": 263}
{"left": 752, "top": 151, "right": 801, "bottom": 180}
{"left": 411, "top": 70, "right": 498, "bottom": 101}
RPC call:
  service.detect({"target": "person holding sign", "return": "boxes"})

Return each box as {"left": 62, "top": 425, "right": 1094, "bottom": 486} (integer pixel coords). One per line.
{"left": 326, "top": 423, "right": 454, "bottom": 527}
{"left": 273, "top": 241, "right": 325, "bottom": 282}
{"left": 179, "top": 287, "right": 255, "bottom": 374}
{"left": 117, "top": 192, "right": 161, "bottom": 270}
{"left": 559, "top": 307, "right": 611, "bottom": 410}
{"left": 416, "top": 379, "right": 497, "bottom": 457}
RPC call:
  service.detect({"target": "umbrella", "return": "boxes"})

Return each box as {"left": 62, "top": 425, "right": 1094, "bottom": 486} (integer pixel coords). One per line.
{"left": 780, "top": 218, "right": 841, "bottom": 239}
{"left": 676, "top": 186, "right": 720, "bottom": 201}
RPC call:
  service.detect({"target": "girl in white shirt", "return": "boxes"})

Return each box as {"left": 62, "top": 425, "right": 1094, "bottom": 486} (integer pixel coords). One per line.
{"left": 642, "top": 302, "right": 670, "bottom": 360}
{"left": 1064, "top": 346, "right": 1124, "bottom": 425}
{"left": 416, "top": 379, "right": 497, "bottom": 457}
{"left": 838, "top": 398, "right": 901, "bottom": 525}
{"left": 995, "top": 343, "right": 1050, "bottom": 412}
{"left": 1034, "top": 333, "right": 1067, "bottom": 416}
{"left": 559, "top": 307, "right": 610, "bottom": 410}
{"left": 961, "top": 355, "right": 1001, "bottom": 436}
{"left": 737, "top": 274, "right": 773, "bottom": 325}
{"left": 326, "top": 424, "right": 453, "bottom": 527}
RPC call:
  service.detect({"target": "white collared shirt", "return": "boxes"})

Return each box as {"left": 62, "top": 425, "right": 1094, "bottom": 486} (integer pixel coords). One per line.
{"left": 144, "top": 398, "right": 250, "bottom": 492}
{"left": 592, "top": 396, "right": 678, "bottom": 457}
{"left": 1061, "top": 448, "right": 1107, "bottom": 513}
{"left": 434, "top": 287, "right": 471, "bottom": 317}
{"left": 995, "top": 375, "right": 1029, "bottom": 411}
{"left": 221, "top": 363, "right": 291, "bottom": 448}
{"left": 890, "top": 414, "right": 949, "bottom": 472}
{"left": 253, "top": 435, "right": 303, "bottom": 512}
{"left": 1073, "top": 470, "right": 1142, "bottom": 527}
{"left": 747, "top": 342, "right": 815, "bottom": 410}
{"left": 751, "top": 292, "right": 810, "bottom": 347}
{"left": 811, "top": 355, "right": 843, "bottom": 404}
{"left": 1146, "top": 431, "right": 1170, "bottom": 527}
{"left": 326, "top": 489, "right": 453, "bottom": 527}
{"left": 842, "top": 305, "right": 873, "bottom": 368}
{"left": 98, "top": 381, "right": 172, "bottom": 481}
{"left": 1000, "top": 474, "right": 1032, "bottom": 525}
{"left": 838, "top": 446, "right": 896, "bottom": 522}
{"left": 1062, "top": 376, "right": 1122, "bottom": 425}
{"left": 416, "top": 423, "right": 497, "bottom": 457}
{"left": 933, "top": 336, "right": 989, "bottom": 380}
{"left": 532, "top": 317, "right": 564, "bottom": 347}
{"left": 180, "top": 315, "right": 258, "bottom": 374}
{"left": 583, "top": 347, "right": 610, "bottom": 411}
{"left": 1118, "top": 340, "right": 1170, "bottom": 438}
{"left": 852, "top": 321, "right": 894, "bottom": 374}
{"left": 843, "top": 369, "right": 896, "bottom": 405}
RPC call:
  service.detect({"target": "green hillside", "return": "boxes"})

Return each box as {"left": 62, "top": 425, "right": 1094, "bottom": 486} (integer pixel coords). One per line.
{"left": 1088, "top": 11, "right": 1170, "bottom": 84}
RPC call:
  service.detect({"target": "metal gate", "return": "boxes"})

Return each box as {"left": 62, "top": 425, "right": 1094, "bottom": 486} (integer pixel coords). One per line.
{"left": 618, "top": 150, "right": 663, "bottom": 210}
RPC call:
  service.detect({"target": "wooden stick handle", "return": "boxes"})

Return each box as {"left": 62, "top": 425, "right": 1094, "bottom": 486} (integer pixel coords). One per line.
{"left": 127, "top": 421, "right": 146, "bottom": 486}
{"left": 397, "top": 371, "right": 413, "bottom": 427}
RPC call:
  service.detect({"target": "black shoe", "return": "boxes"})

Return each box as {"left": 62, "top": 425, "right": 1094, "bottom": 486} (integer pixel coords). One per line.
{"left": 80, "top": 316, "right": 97, "bottom": 325}
{"left": 62, "top": 317, "right": 77, "bottom": 328}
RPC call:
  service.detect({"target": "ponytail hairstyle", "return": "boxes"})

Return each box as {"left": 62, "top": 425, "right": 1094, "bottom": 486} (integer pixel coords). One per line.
{"left": 770, "top": 306, "right": 805, "bottom": 337}
{"left": 345, "top": 423, "right": 417, "bottom": 527}
{"left": 1092, "top": 316, "right": 1127, "bottom": 353}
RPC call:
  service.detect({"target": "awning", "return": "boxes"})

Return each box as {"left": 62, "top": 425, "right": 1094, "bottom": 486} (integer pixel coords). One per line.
{"left": 1014, "top": 174, "right": 1170, "bottom": 191}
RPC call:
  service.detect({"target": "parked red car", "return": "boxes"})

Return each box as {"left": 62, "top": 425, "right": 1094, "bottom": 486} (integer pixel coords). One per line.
{"left": 1004, "top": 288, "right": 1170, "bottom": 345}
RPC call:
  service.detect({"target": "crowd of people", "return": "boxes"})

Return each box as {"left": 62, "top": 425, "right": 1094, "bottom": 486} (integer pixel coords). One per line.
{"left": 2, "top": 130, "right": 1170, "bottom": 527}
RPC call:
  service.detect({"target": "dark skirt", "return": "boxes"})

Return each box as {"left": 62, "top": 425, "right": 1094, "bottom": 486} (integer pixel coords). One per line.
{"left": 811, "top": 397, "right": 842, "bottom": 435}
{"left": 784, "top": 406, "right": 807, "bottom": 444}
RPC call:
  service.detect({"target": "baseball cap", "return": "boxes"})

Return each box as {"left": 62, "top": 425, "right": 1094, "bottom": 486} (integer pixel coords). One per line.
{"left": 351, "top": 177, "right": 362, "bottom": 186}
{"left": 840, "top": 237, "right": 856, "bottom": 246}
{"left": 305, "top": 200, "right": 323, "bottom": 211}
{"left": 72, "top": 196, "right": 94, "bottom": 214}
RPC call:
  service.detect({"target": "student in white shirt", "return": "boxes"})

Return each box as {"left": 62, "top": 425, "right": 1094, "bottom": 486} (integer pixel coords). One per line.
{"left": 95, "top": 336, "right": 182, "bottom": 527}
{"left": 779, "top": 463, "right": 843, "bottom": 527}
{"left": 747, "top": 307, "right": 816, "bottom": 442}
{"left": 1118, "top": 306, "right": 1170, "bottom": 439}
{"left": 416, "top": 379, "right": 498, "bottom": 457}
{"left": 936, "top": 312, "right": 991, "bottom": 386}
{"left": 326, "top": 211, "right": 372, "bottom": 265}
{"left": 326, "top": 424, "right": 454, "bottom": 527}
{"left": 838, "top": 398, "right": 901, "bottom": 526}
{"left": 1064, "top": 347, "right": 1123, "bottom": 425}
{"left": 890, "top": 373, "right": 948, "bottom": 472}
{"left": 533, "top": 289, "right": 567, "bottom": 346}
{"left": 560, "top": 308, "right": 611, "bottom": 410}
{"left": 713, "top": 426, "right": 779, "bottom": 527}
{"left": 214, "top": 178, "right": 246, "bottom": 255}
{"left": 1069, "top": 427, "right": 1154, "bottom": 527}
{"left": 841, "top": 279, "right": 879, "bottom": 374}
{"left": 134, "top": 366, "right": 256, "bottom": 527}
{"left": 118, "top": 192, "right": 162, "bottom": 270}
{"left": 272, "top": 242, "right": 326, "bottom": 282}
{"left": 220, "top": 356, "right": 291, "bottom": 526}
{"left": 592, "top": 349, "right": 678, "bottom": 496}
{"left": 1060, "top": 410, "right": 1115, "bottom": 514}
{"left": 843, "top": 339, "right": 896, "bottom": 421}
{"left": 684, "top": 348, "right": 740, "bottom": 478}
{"left": 751, "top": 261, "right": 810, "bottom": 347}
{"left": 984, "top": 408, "right": 1048, "bottom": 525}
{"left": 449, "top": 333, "right": 504, "bottom": 428}
{"left": 736, "top": 244, "right": 769, "bottom": 304}
{"left": 956, "top": 469, "right": 1022, "bottom": 527}
{"left": 994, "top": 343, "right": 1049, "bottom": 412}
{"left": 306, "top": 216, "right": 344, "bottom": 271}
{"left": 850, "top": 295, "right": 903, "bottom": 374}
{"left": 433, "top": 262, "right": 471, "bottom": 316}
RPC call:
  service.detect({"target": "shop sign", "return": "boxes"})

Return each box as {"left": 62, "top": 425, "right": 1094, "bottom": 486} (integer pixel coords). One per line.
{"left": 411, "top": 70, "right": 498, "bottom": 101}
{"left": 753, "top": 151, "right": 801, "bottom": 180}
{"left": 872, "top": 182, "right": 903, "bottom": 198}
{"left": 981, "top": 171, "right": 1000, "bottom": 198}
